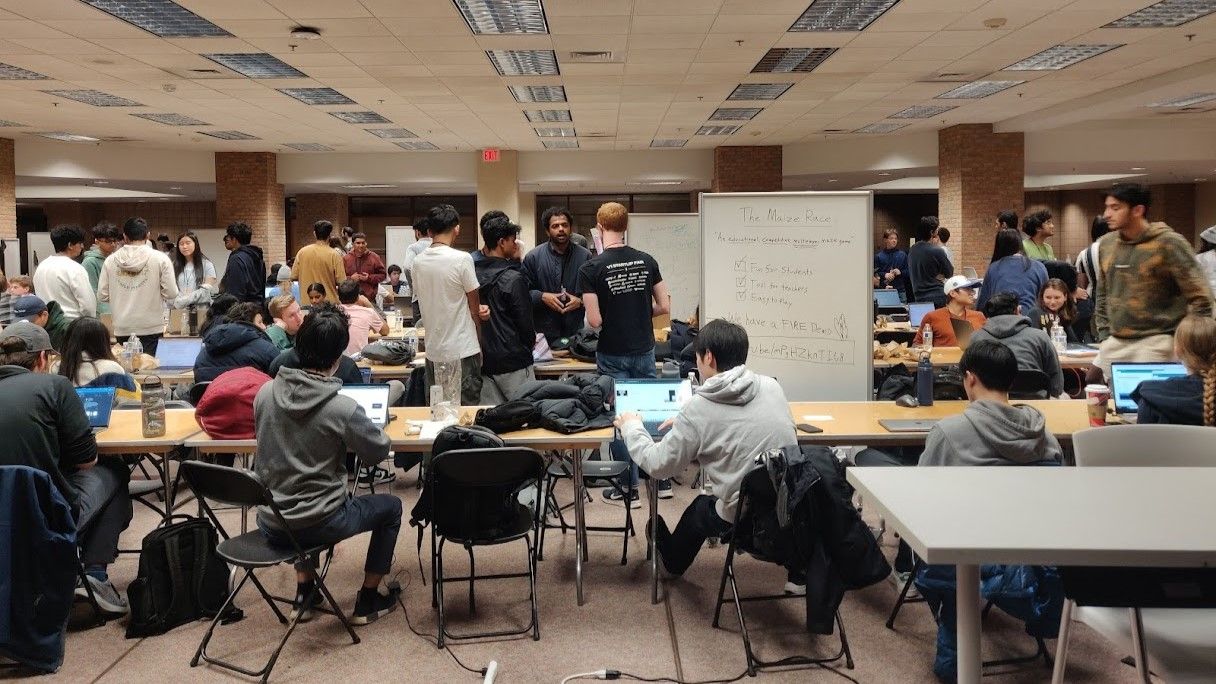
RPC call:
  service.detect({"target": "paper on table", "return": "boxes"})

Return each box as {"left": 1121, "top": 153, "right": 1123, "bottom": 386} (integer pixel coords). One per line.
{"left": 418, "top": 419, "right": 456, "bottom": 440}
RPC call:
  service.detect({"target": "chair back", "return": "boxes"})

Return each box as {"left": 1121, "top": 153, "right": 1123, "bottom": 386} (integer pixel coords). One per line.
{"left": 430, "top": 447, "right": 544, "bottom": 542}
{"left": 179, "top": 460, "right": 272, "bottom": 509}
{"left": 1073, "top": 425, "right": 1216, "bottom": 467}
{"left": 1009, "top": 368, "right": 1050, "bottom": 399}
{"left": 187, "top": 381, "right": 211, "bottom": 406}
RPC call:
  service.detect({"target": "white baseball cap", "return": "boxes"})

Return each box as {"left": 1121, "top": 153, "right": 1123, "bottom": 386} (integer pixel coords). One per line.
{"left": 1201, "top": 225, "right": 1216, "bottom": 245}
{"left": 943, "top": 275, "right": 982, "bottom": 295}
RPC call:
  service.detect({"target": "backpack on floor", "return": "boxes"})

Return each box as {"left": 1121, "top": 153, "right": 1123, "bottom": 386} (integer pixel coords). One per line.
{"left": 125, "top": 516, "right": 241, "bottom": 638}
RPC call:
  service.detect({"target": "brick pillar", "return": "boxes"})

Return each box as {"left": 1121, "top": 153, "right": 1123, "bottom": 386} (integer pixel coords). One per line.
{"left": 215, "top": 152, "right": 285, "bottom": 265}
{"left": 938, "top": 124, "right": 1024, "bottom": 275}
{"left": 293, "top": 193, "right": 348, "bottom": 255}
{"left": 711, "top": 146, "right": 782, "bottom": 192}
{"left": 0, "top": 138, "right": 13, "bottom": 239}
{"left": 1150, "top": 183, "right": 1197, "bottom": 243}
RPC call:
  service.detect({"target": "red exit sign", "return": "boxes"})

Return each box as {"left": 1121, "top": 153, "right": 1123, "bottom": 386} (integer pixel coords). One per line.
{"left": 482, "top": 148, "right": 500, "bottom": 162}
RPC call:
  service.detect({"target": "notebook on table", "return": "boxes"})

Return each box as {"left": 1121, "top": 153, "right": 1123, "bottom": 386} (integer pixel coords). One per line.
{"left": 154, "top": 338, "right": 203, "bottom": 372}
{"left": 614, "top": 378, "right": 684, "bottom": 438}
{"left": 908, "top": 303, "right": 934, "bottom": 328}
{"left": 878, "top": 418, "right": 939, "bottom": 433}
{"left": 338, "top": 384, "right": 392, "bottom": 428}
{"left": 1110, "top": 362, "right": 1187, "bottom": 419}
{"left": 76, "top": 387, "right": 116, "bottom": 433}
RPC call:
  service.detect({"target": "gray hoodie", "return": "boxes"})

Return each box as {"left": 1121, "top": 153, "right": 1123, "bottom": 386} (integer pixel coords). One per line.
{"left": 918, "top": 399, "right": 1062, "bottom": 467}
{"left": 253, "top": 367, "right": 390, "bottom": 531}
{"left": 970, "top": 314, "right": 1064, "bottom": 398}
{"left": 620, "top": 364, "right": 797, "bottom": 521}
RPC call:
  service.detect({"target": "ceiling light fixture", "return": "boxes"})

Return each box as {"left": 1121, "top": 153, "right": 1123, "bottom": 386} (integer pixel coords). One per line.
{"left": 696, "top": 125, "right": 741, "bottom": 135}
{"left": 751, "top": 47, "right": 837, "bottom": 73}
{"left": 202, "top": 53, "right": 306, "bottom": 78}
{"left": 365, "top": 128, "right": 417, "bottom": 139}
{"left": 541, "top": 139, "right": 578, "bottom": 149}
{"left": 935, "top": 80, "right": 1024, "bottom": 99}
{"left": 278, "top": 88, "right": 355, "bottom": 105}
{"left": 650, "top": 139, "right": 687, "bottom": 148}
{"left": 0, "top": 62, "right": 47, "bottom": 80}
{"left": 890, "top": 104, "right": 956, "bottom": 118}
{"left": 524, "top": 109, "right": 572, "bottom": 123}
{"left": 727, "top": 83, "right": 793, "bottom": 101}
{"left": 343, "top": 184, "right": 396, "bottom": 189}
{"left": 536, "top": 127, "right": 577, "bottom": 137}
{"left": 710, "top": 107, "right": 763, "bottom": 120}
{"left": 1148, "top": 92, "right": 1216, "bottom": 108}
{"left": 789, "top": 0, "right": 902, "bottom": 31}
{"left": 509, "top": 85, "right": 567, "bottom": 102}
{"left": 330, "top": 111, "right": 391, "bottom": 124}
{"left": 1004, "top": 44, "right": 1122, "bottom": 71}
{"left": 42, "top": 89, "right": 143, "bottom": 106}
{"left": 854, "top": 122, "right": 908, "bottom": 134}
{"left": 198, "top": 130, "right": 260, "bottom": 140}
{"left": 283, "top": 143, "right": 333, "bottom": 152}
{"left": 131, "top": 112, "right": 210, "bottom": 126}
{"left": 454, "top": 0, "right": 548, "bottom": 35}
{"left": 1106, "top": 0, "right": 1216, "bottom": 28}
{"left": 0, "top": 120, "right": 24, "bottom": 127}
{"left": 486, "top": 50, "right": 559, "bottom": 76}
{"left": 82, "top": 0, "right": 230, "bottom": 38}
{"left": 394, "top": 141, "right": 439, "bottom": 150}
{"left": 1131, "top": 167, "right": 1146, "bottom": 171}
{"left": 33, "top": 132, "right": 101, "bottom": 143}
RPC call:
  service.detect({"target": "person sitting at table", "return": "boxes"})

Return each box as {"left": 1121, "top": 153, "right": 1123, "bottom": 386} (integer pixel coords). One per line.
{"left": 913, "top": 275, "right": 986, "bottom": 347}
{"left": 915, "top": 339, "right": 1064, "bottom": 681}
{"left": 198, "top": 293, "right": 238, "bottom": 337}
{"left": 253, "top": 302, "right": 401, "bottom": 625}
{"left": 1025, "top": 278, "right": 1080, "bottom": 345}
{"left": 51, "top": 317, "right": 139, "bottom": 400}
{"left": 1133, "top": 314, "right": 1216, "bottom": 426}
{"left": 337, "top": 279, "right": 388, "bottom": 357}
{"left": 614, "top": 319, "right": 804, "bottom": 590}
{"left": 0, "top": 323, "right": 132, "bottom": 615}
{"left": 971, "top": 292, "right": 1064, "bottom": 399}
{"left": 266, "top": 294, "right": 304, "bottom": 351}
{"left": 193, "top": 302, "right": 279, "bottom": 384}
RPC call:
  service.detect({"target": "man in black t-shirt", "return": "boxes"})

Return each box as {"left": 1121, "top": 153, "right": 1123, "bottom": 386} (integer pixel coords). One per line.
{"left": 577, "top": 202, "right": 671, "bottom": 506}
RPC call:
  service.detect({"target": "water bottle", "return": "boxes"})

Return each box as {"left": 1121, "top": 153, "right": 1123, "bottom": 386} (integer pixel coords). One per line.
{"left": 1052, "top": 322, "right": 1066, "bottom": 353}
{"left": 701, "top": 480, "right": 719, "bottom": 548}
{"left": 922, "top": 327, "right": 933, "bottom": 353}
{"left": 128, "top": 335, "right": 143, "bottom": 372}
{"left": 119, "top": 337, "right": 134, "bottom": 372}
{"left": 187, "top": 305, "right": 198, "bottom": 336}
{"left": 916, "top": 352, "right": 934, "bottom": 407}
{"left": 141, "top": 375, "right": 166, "bottom": 438}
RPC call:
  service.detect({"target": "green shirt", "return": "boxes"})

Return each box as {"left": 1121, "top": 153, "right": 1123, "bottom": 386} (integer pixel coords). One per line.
{"left": 1022, "top": 238, "right": 1055, "bottom": 261}
{"left": 266, "top": 324, "right": 293, "bottom": 351}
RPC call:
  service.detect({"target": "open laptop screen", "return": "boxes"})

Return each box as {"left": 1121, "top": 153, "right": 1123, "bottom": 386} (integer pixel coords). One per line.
{"left": 338, "top": 385, "right": 391, "bottom": 427}
{"left": 908, "top": 302, "right": 934, "bottom": 327}
{"left": 76, "top": 387, "right": 116, "bottom": 429}
{"left": 155, "top": 338, "right": 203, "bottom": 370}
{"left": 873, "top": 289, "right": 903, "bottom": 308}
{"left": 614, "top": 379, "right": 682, "bottom": 428}
{"left": 1110, "top": 362, "right": 1187, "bottom": 414}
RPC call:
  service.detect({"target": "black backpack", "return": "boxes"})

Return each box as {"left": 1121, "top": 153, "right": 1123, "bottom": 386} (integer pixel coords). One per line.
{"left": 125, "top": 516, "right": 240, "bottom": 638}
{"left": 474, "top": 400, "right": 541, "bottom": 434}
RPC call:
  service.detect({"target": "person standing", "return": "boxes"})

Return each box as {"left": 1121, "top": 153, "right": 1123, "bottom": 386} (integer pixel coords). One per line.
{"left": 996, "top": 210, "right": 1019, "bottom": 233}
{"left": 935, "top": 227, "right": 954, "bottom": 266}
{"left": 170, "top": 232, "right": 217, "bottom": 322}
{"left": 403, "top": 218, "right": 432, "bottom": 325}
{"left": 1021, "top": 210, "right": 1056, "bottom": 261}
{"left": 97, "top": 217, "right": 178, "bottom": 355}
{"left": 1073, "top": 217, "right": 1111, "bottom": 342}
{"left": 908, "top": 216, "right": 954, "bottom": 308}
{"left": 33, "top": 224, "right": 96, "bottom": 321}
{"left": 292, "top": 220, "right": 347, "bottom": 304}
{"left": 976, "top": 229, "right": 1048, "bottom": 313}
{"left": 219, "top": 222, "right": 266, "bottom": 305}
{"left": 579, "top": 202, "right": 671, "bottom": 505}
{"left": 410, "top": 205, "right": 483, "bottom": 405}
{"left": 1094, "top": 183, "right": 1214, "bottom": 379}
{"left": 523, "top": 207, "right": 592, "bottom": 344}
{"left": 343, "top": 233, "right": 387, "bottom": 302}
{"left": 476, "top": 216, "right": 536, "bottom": 404}
{"left": 872, "top": 228, "right": 909, "bottom": 303}
{"left": 81, "top": 222, "right": 121, "bottom": 314}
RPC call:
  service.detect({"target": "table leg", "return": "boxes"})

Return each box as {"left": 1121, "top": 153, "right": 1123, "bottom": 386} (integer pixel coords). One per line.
{"left": 571, "top": 448, "right": 586, "bottom": 606}
{"left": 956, "top": 563, "right": 982, "bottom": 684}
{"left": 646, "top": 477, "right": 658, "bottom": 605}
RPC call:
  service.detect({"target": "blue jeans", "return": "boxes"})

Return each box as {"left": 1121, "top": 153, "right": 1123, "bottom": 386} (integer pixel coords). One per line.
{"left": 260, "top": 494, "right": 402, "bottom": 576}
{"left": 598, "top": 350, "right": 656, "bottom": 487}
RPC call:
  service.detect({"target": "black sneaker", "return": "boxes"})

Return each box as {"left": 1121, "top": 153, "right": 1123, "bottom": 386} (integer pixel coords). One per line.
{"left": 289, "top": 584, "right": 323, "bottom": 622}
{"left": 601, "top": 487, "right": 640, "bottom": 509}
{"left": 351, "top": 587, "right": 398, "bottom": 625}
{"left": 357, "top": 465, "right": 396, "bottom": 489}
{"left": 657, "top": 479, "right": 674, "bottom": 499}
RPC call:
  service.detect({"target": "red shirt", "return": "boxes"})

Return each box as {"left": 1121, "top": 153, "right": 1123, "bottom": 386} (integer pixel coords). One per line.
{"left": 914, "top": 307, "right": 986, "bottom": 346}
{"left": 342, "top": 250, "right": 387, "bottom": 299}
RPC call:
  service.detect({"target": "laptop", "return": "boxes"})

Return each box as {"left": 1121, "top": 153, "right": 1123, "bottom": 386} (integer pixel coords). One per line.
{"left": 873, "top": 289, "right": 903, "bottom": 309}
{"left": 950, "top": 317, "right": 976, "bottom": 349}
{"left": 614, "top": 378, "right": 684, "bottom": 438}
{"left": 76, "top": 387, "right": 116, "bottom": 433}
{"left": 908, "top": 302, "right": 934, "bottom": 328}
{"left": 154, "top": 338, "right": 203, "bottom": 372}
{"left": 338, "top": 384, "right": 392, "bottom": 428}
{"left": 878, "top": 418, "right": 940, "bottom": 433}
{"left": 1110, "top": 362, "right": 1188, "bottom": 419}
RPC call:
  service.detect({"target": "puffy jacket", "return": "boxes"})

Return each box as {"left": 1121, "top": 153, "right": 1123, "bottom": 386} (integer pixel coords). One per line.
{"left": 475, "top": 257, "right": 535, "bottom": 375}
{"left": 514, "top": 373, "right": 614, "bottom": 433}
{"left": 193, "top": 321, "right": 279, "bottom": 384}
{"left": 220, "top": 244, "right": 266, "bottom": 304}
{"left": 195, "top": 367, "right": 272, "bottom": 439}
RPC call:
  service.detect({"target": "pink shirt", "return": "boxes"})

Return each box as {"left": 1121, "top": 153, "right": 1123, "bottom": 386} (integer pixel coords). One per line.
{"left": 341, "top": 304, "right": 385, "bottom": 356}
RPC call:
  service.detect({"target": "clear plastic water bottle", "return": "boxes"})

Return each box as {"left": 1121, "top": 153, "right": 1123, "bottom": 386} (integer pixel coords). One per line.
{"left": 1052, "top": 322, "right": 1067, "bottom": 353}
{"left": 128, "top": 335, "right": 143, "bottom": 372}
{"left": 922, "top": 327, "right": 933, "bottom": 353}
{"left": 141, "top": 375, "right": 166, "bottom": 438}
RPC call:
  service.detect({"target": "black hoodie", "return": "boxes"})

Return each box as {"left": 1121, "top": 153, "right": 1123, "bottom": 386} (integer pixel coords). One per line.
{"left": 475, "top": 256, "right": 535, "bottom": 375}
{"left": 1133, "top": 374, "right": 1205, "bottom": 426}
{"left": 221, "top": 244, "right": 266, "bottom": 304}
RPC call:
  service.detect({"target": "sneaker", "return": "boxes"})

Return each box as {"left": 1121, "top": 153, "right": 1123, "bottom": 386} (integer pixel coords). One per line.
{"left": 889, "top": 571, "right": 921, "bottom": 599}
{"left": 289, "top": 584, "right": 323, "bottom": 622}
{"left": 356, "top": 465, "right": 396, "bottom": 489}
{"left": 657, "top": 480, "right": 674, "bottom": 499}
{"left": 351, "top": 587, "right": 399, "bottom": 626}
{"left": 77, "top": 575, "right": 128, "bottom": 615}
{"left": 783, "top": 581, "right": 807, "bottom": 596}
{"left": 601, "top": 487, "right": 640, "bottom": 509}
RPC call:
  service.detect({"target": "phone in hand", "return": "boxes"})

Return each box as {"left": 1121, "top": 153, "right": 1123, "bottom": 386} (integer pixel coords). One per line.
{"left": 796, "top": 423, "right": 823, "bottom": 434}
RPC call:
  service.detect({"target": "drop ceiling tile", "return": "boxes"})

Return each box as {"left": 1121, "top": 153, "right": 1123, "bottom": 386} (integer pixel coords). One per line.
{"left": 320, "top": 37, "right": 405, "bottom": 53}
{"left": 0, "top": 21, "right": 72, "bottom": 40}
{"left": 398, "top": 34, "right": 480, "bottom": 52}
{"left": 870, "top": 12, "right": 968, "bottom": 33}
{"left": 561, "top": 63, "right": 625, "bottom": 76}
{"left": 165, "top": 37, "right": 257, "bottom": 52}
{"left": 263, "top": 0, "right": 370, "bottom": 19}
{"left": 93, "top": 38, "right": 191, "bottom": 54}
{"left": 546, "top": 16, "right": 627, "bottom": 35}
{"left": 175, "top": 0, "right": 286, "bottom": 20}
{"left": 346, "top": 52, "right": 420, "bottom": 66}
{"left": 12, "top": 38, "right": 113, "bottom": 55}
{"left": 630, "top": 15, "right": 714, "bottom": 34}
{"left": 624, "top": 62, "right": 690, "bottom": 76}
{"left": 380, "top": 16, "right": 469, "bottom": 36}
{"left": 626, "top": 34, "right": 703, "bottom": 50}
{"left": 627, "top": 49, "right": 698, "bottom": 64}
{"left": 773, "top": 32, "right": 853, "bottom": 49}
{"left": 363, "top": 65, "right": 434, "bottom": 79}
{"left": 634, "top": 0, "right": 721, "bottom": 15}
{"left": 543, "top": 0, "right": 632, "bottom": 16}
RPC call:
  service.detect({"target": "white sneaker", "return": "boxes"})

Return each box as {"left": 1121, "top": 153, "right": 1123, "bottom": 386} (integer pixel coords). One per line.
{"left": 783, "top": 582, "right": 806, "bottom": 596}
{"left": 78, "top": 575, "right": 129, "bottom": 615}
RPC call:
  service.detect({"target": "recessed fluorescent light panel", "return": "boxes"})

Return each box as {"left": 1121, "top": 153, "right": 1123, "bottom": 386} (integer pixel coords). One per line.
{"left": 366, "top": 128, "right": 417, "bottom": 139}
{"left": 890, "top": 104, "right": 956, "bottom": 119}
{"left": 131, "top": 112, "right": 209, "bottom": 126}
{"left": 696, "top": 125, "right": 740, "bottom": 136}
{"left": 1004, "top": 44, "right": 1122, "bottom": 71}
{"left": 394, "top": 140, "right": 439, "bottom": 150}
{"left": 650, "top": 139, "right": 687, "bottom": 148}
{"left": 203, "top": 53, "right": 306, "bottom": 78}
{"left": 487, "top": 50, "right": 559, "bottom": 76}
{"left": 510, "top": 85, "right": 567, "bottom": 102}
{"left": 542, "top": 139, "right": 578, "bottom": 149}
{"left": 454, "top": 0, "right": 548, "bottom": 34}
{"left": 524, "top": 109, "right": 571, "bottom": 123}
{"left": 1148, "top": 92, "right": 1216, "bottom": 108}
{"left": 710, "top": 107, "right": 763, "bottom": 121}
{"left": 790, "top": 0, "right": 902, "bottom": 31}
{"left": 536, "top": 127, "right": 576, "bottom": 137}
{"left": 34, "top": 132, "right": 101, "bottom": 142}
{"left": 727, "top": 83, "right": 793, "bottom": 101}
{"left": 0, "top": 62, "right": 46, "bottom": 79}
{"left": 278, "top": 88, "right": 355, "bottom": 105}
{"left": 344, "top": 184, "right": 396, "bottom": 189}
{"left": 283, "top": 143, "right": 333, "bottom": 151}
{"left": 330, "top": 111, "right": 391, "bottom": 124}
{"left": 42, "top": 89, "right": 142, "bottom": 106}
{"left": 855, "top": 122, "right": 908, "bottom": 133}
{"left": 935, "top": 80, "right": 1024, "bottom": 99}
{"left": 199, "top": 130, "right": 259, "bottom": 140}
{"left": 751, "top": 47, "right": 837, "bottom": 73}
{"left": 1106, "top": 0, "right": 1216, "bottom": 28}
{"left": 82, "top": 0, "right": 230, "bottom": 37}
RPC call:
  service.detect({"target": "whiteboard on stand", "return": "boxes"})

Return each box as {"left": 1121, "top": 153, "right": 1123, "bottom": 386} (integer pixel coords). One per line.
{"left": 385, "top": 226, "right": 416, "bottom": 272}
{"left": 626, "top": 213, "right": 700, "bottom": 322}
{"left": 700, "top": 192, "right": 873, "bottom": 401}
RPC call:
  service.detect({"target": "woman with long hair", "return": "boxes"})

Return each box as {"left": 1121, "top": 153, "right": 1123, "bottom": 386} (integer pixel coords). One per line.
{"left": 1027, "top": 278, "right": 1080, "bottom": 343}
{"left": 1134, "top": 315, "right": 1216, "bottom": 426}
{"left": 976, "top": 228, "right": 1048, "bottom": 313}
{"left": 51, "top": 316, "right": 135, "bottom": 390}
{"left": 171, "top": 232, "right": 217, "bottom": 311}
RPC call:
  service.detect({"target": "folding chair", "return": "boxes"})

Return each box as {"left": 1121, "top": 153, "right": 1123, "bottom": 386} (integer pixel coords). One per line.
{"left": 538, "top": 454, "right": 634, "bottom": 564}
{"left": 179, "top": 461, "right": 359, "bottom": 684}
{"left": 429, "top": 447, "right": 544, "bottom": 649}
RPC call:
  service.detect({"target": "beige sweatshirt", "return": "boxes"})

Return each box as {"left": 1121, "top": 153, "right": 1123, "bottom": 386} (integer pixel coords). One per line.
{"left": 98, "top": 243, "right": 179, "bottom": 337}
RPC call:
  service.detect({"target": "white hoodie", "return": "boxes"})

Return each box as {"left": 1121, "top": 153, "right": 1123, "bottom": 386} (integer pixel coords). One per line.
{"left": 98, "top": 243, "right": 178, "bottom": 337}
{"left": 620, "top": 364, "right": 797, "bottom": 521}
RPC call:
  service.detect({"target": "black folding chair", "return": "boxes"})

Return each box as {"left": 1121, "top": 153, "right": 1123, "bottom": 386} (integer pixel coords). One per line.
{"left": 429, "top": 447, "right": 544, "bottom": 648}
{"left": 539, "top": 455, "right": 634, "bottom": 564}
{"left": 178, "top": 461, "right": 359, "bottom": 684}
{"left": 712, "top": 465, "right": 853, "bottom": 676}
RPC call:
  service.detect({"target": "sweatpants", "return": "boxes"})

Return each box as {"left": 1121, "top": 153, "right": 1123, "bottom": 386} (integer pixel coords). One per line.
{"left": 69, "top": 459, "right": 133, "bottom": 567}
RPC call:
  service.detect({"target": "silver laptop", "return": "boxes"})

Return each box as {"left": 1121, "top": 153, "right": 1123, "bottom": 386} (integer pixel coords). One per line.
{"left": 338, "top": 384, "right": 392, "bottom": 428}
{"left": 878, "top": 418, "right": 940, "bottom": 433}
{"left": 154, "top": 338, "right": 203, "bottom": 371}
{"left": 1110, "top": 362, "right": 1187, "bottom": 420}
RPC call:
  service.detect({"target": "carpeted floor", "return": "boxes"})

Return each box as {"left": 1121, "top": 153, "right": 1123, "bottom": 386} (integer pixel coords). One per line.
{"left": 14, "top": 458, "right": 1144, "bottom": 683}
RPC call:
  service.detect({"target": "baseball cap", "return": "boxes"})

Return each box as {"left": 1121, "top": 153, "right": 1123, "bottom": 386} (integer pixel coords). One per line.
{"left": 1, "top": 320, "right": 53, "bottom": 352}
{"left": 11, "top": 294, "right": 47, "bottom": 320}
{"left": 1201, "top": 225, "right": 1216, "bottom": 245}
{"left": 276, "top": 264, "right": 292, "bottom": 282}
{"left": 942, "top": 275, "right": 982, "bottom": 295}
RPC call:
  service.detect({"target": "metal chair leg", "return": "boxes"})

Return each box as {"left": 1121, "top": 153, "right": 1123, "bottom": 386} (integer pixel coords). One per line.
{"left": 467, "top": 545, "right": 476, "bottom": 614}
{"left": 1051, "top": 599, "right": 1074, "bottom": 684}
{"left": 1130, "top": 607, "right": 1151, "bottom": 684}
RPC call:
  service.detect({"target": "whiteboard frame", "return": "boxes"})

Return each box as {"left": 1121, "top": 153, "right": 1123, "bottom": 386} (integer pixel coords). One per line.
{"left": 625, "top": 212, "right": 700, "bottom": 322}
{"left": 699, "top": 191, "right": 874, "bottom": 402}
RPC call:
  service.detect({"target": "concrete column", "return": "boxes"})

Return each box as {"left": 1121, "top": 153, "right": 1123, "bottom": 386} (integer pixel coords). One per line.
{"left": 477, "top": 150, "right": 520, "bottom": 250}
{"left": 938, "top": 124, "right": 1024, "bottom": 275}
{"left": 215, "top": 152, "right": 286, "bottom": 265}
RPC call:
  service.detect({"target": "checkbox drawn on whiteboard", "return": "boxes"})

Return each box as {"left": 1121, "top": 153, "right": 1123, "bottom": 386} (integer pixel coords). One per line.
{"left": 735, "top": 277, "right": 746, "bottom": 288}
{"left": 735, "top": 291, "right": 747, "bottom": 301}
{"left": 734, "top": 259, "right": 746, "bottom": 271}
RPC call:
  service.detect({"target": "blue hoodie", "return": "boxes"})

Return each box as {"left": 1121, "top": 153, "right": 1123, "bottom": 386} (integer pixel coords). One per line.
{"left": 977, "top": 255, "right": 1048, "bottom": 313}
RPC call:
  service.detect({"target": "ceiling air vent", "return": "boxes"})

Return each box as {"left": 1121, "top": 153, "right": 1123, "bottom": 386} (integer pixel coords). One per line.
{"left": 568, "top": 51, "right": 615, "bottom": 63}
